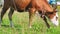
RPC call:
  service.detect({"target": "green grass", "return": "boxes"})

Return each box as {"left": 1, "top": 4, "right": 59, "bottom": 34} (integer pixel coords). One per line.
{"left": 0, "top": 6, "right": 60, "bottom": 34}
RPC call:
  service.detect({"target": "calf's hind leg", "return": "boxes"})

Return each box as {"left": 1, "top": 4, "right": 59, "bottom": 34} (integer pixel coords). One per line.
{"left": 8, "top": 7, "right": 14, "bottom": 27}
{"left": 0, "top": 6, "right": 9, "bottom": 27}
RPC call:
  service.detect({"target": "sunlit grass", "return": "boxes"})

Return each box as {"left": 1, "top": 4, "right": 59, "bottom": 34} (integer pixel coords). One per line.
{"left": 0, "top": 6, "right": 60, "bottom": 34}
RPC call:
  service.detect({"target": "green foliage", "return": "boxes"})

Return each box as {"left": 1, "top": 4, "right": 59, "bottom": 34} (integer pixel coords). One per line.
{"left": 57, "top": 0, "right": 60, "bottom": 1}
{"left": 0, "top": 6, "right": 60, "bottom": 34}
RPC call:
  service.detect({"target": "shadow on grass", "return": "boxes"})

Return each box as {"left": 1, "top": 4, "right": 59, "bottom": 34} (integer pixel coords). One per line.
{"left": 1, "top": 24, "right": 22, "bottom": 28}
{"left": 1, "top": 25, "right": 10, "bottom": 27}
{"left": 1, "top": 24, "right": 23, "bottom": 31}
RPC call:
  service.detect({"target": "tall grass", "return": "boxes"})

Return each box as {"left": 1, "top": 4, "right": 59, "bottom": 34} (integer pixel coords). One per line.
{"left": 0, "top": 6, "right": 60, "bottom": 34}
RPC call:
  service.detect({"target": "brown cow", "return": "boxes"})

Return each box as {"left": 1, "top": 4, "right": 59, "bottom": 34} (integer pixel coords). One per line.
{"left": 0, "top": 0, "right": 59, "bottom": 28}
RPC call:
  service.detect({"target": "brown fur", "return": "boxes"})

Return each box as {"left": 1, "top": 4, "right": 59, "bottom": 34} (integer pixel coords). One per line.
{"left": 0, "top": 0, "right": 56, "bottom": 28}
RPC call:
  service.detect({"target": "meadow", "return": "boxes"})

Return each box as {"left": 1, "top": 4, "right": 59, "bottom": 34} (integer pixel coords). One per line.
{"left": 0, "top": 6, "right": 60, "bottom": 34}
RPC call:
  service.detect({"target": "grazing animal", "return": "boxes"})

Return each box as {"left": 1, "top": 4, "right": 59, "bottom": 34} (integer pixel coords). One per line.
{"left": 0, "top": 0, "right": 59, "bottom": 28}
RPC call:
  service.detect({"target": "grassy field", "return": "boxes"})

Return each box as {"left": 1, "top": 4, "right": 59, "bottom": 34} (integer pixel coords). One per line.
{"left": 0, "top": 6, "right": 60, "bottom": 34}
